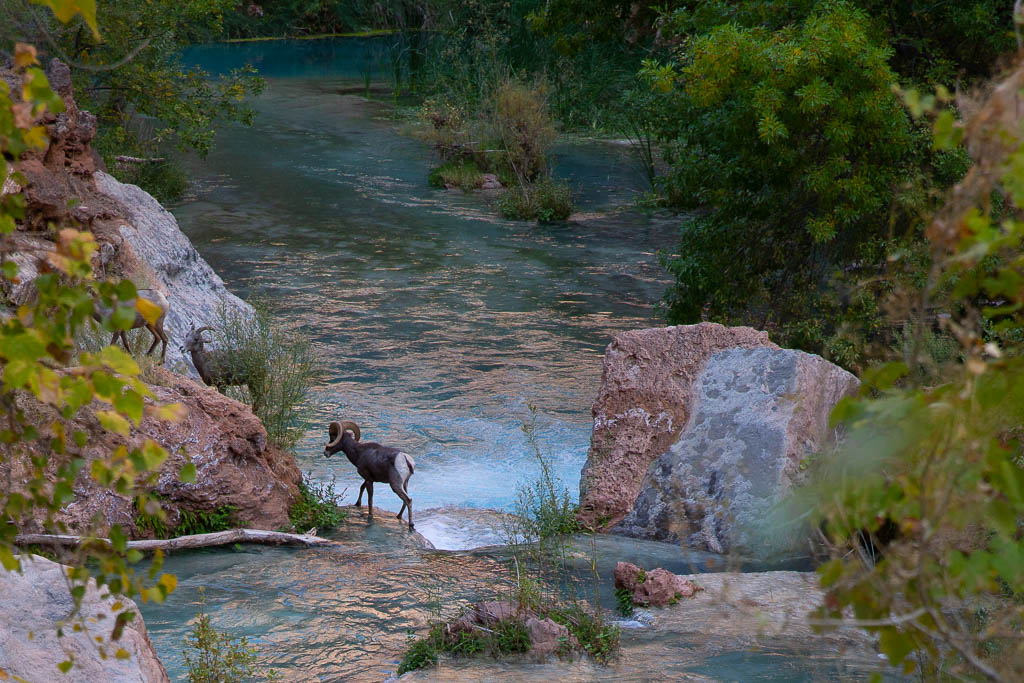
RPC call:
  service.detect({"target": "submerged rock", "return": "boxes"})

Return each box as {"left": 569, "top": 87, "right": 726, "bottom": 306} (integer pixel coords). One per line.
{"left": 613, "top": 561, "right": 702, "bottom": 607}
{"left": 4, "top": 367, "right": 300, "bottom": 537}
{"left": 615, "top": 347, "right": 858, "bottom": 556}
{"left": 0, "top": 555, "right": 168, "bottom": 682}
{"left": 578, "top": 323, "right": 777, "bottom": 529}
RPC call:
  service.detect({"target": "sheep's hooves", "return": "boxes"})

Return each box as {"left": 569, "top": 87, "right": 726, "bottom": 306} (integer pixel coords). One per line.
{"left": 354, "top": 502, "right": 361, "bottom": 508}
{"left": 408, "top": 524, "right": 415, "bottom": 531}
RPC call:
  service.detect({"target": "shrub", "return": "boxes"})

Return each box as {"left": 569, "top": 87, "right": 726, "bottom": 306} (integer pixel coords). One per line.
{"left": 135, "top": 499, "right": 237, "bottom": 539}
{"left": 288, "top": 473, "right": 346, "bottom": 533}
{"left": 214, "top": 300, "right": 324, "bottom": 449}
{"left": 183, "top": 589, "right": 279, "bottom": 682}
{"left": 396, "top": 617, "right": 531, "bottom": 675}
{"left": 651, "top": 2, "right": 967, "bottom": 360}
{"left": 549, "top": 604, "right": 620, "bottom": 664}
{"left": 498, "top": 178, "right": 573, "bottom": 222}
{"left": 491, "top": 81, "right": 557, "bottom": 182}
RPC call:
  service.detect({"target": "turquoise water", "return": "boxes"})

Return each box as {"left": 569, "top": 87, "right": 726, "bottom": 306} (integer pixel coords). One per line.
{"left": 137, "top": 40, "right": 890, "bottom": 682}
{"left": 174, "top": 39, "right": 666, "bottom": 516}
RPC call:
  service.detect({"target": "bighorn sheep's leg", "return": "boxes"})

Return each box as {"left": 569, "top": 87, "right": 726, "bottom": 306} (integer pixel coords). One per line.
{"left": 158, "top": 327, "right": 168, "bottom": 362}
{"left": 366, "top": 482, "right": 374, "bottom": 518}
{"left": 145, "top": 325, "right": 161, "bottom": 356}
{"left": 355, "top": 481, "right": 367, "bottom": 507}
{"left": 389, "top": 470, "right": 413, "bottom": 530}
{"left": 118, "top": 331, "right": 133, "bottom": 353}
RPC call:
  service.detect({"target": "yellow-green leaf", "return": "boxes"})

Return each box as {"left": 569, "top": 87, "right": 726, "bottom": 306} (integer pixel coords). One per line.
{"left": 31, "top": 0, "right": 99, "bottom": 38}
{"left": 96, "top": 411, "right": 130, "bottom": 436}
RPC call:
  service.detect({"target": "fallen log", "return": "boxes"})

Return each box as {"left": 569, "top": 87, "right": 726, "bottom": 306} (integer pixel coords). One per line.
{"left": 15, "top": 528, "right": 336, "bottom": 552}
{"left": 114, "top": 155, "right": 167, "bottom": 164}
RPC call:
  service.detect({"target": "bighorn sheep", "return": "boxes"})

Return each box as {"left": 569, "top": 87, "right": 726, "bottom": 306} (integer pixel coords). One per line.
{"left": 323, "top": 421, "right": 415, "bottom": 529}
{"left": 93, "top": 289, "right": 170, "bottom": 362}
{"left": 180, "top": 325, "right": 261, "bottom": 406}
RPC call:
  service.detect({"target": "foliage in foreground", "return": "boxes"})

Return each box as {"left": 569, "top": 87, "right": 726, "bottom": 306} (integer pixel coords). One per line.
{"left": 214, "top": 300, "right": 324, "bottom": 449}
{"left": 183, "top": 589, "right": 279, "bottom": 682}
{"left": 797, "top": 63, "right": 1024, "bottom": 681}
{"left": 288, "top": 474, "right": 346, "bottom": 533}
{"left": 0, "top": 2, "right": 185, "bottom": 673}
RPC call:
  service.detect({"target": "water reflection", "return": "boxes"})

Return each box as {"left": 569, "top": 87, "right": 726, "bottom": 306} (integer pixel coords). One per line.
{"left": 171, "top": 72, "right": 674, "bottom": 513}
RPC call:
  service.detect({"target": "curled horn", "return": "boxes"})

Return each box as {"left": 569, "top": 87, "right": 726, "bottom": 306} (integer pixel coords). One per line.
{"left": 327, "top": 421, "right": 344, "bottom": 449}
{"left": 327, "top": 421, "right": 360, "bottom": 447}
{"left": 193, "top": 326, "right": 214, "bottom": 335}
{"left": 340, "top": 421, "right": 360, "bottom": 442}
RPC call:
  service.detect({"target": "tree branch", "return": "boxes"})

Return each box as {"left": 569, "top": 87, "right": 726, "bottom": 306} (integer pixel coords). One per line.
{"left": 15, "top": 528, "right": 337, "bottom": 551}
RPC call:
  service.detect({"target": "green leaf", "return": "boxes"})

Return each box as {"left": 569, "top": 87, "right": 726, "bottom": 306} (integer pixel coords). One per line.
{"left": 179, "top": 462, "right": 197, "bottom": 484}
{"left": 0, "top": 546, "right": 21, "bottom": 572}
{"left": 57, "top": 660, "right": 73, "bottom": 674}
{"left": 879, "top": 628, "right": 916, "bottom": 666}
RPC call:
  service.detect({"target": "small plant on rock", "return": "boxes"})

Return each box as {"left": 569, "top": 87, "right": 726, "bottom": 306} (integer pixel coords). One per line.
{"left": 288, "top": 473, "right": 346, "bottom": 533}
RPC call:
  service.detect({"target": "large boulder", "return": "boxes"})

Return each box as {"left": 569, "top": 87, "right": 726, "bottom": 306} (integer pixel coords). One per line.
{"left": 0, "top": 555, "right": 168, "bottom": 682}
{"left": 615, "top": 346, "right": 858, "bottom": 555}
{"left": 3, "top": 367, "right": 301, "bottom": 537}
{"left": 577, "top": 323, "right": 777, "bottom": 529}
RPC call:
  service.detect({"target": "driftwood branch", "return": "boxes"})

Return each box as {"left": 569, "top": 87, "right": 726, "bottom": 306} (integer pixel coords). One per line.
{"left": 15, "top": 528, "right": 336, "bottom": 551}
{"left": 115, "top": 155, "right": 167, "bottom": 164}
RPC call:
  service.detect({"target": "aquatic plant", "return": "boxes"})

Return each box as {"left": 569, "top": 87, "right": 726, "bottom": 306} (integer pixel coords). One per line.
{"left": 428, "top": 160, "right": 486, "bottom": 191}
{"left": 183, "top": 588, "right": 280, "bottom": 682}
{"left": 497, "top": 177, "right": 573, "bottom": 222}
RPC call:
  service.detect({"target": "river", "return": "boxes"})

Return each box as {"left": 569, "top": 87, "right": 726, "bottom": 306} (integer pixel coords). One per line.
{"left": 136, "top": 38, "right": 888, "bottom": 681}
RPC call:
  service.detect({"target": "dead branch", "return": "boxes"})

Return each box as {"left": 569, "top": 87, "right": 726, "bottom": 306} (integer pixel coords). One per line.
{"left": 15, "top": 528, "right": 337, "bottom": 552}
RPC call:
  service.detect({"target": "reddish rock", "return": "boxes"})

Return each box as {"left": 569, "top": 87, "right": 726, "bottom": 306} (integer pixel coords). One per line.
{"left": 578, "top": 323, "right": 777, "bottom": 529}
{"left": 614, "top": 561, "right": 703, "bottom": 608}
{"left": 523, "top": 615, "right": 572, "bottom": 656}
{"left": 444, "top": 601, "right": 577, "bottom": 658}
{"left": 2, "top": 367, "right": 301, "bottom": 537}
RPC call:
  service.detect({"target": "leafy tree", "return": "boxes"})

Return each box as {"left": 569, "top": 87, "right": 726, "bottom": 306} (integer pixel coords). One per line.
{"left": 0, "top": 0, "right": 264, "bottom": 159}
{"left": 1, "top": 1, "right": 185, "bottom": 674}
{"left": 648, "top": 1, "right": 985, "bottom": 364}
{"left": 797, "top": 67, "right": 1024, "bottom": 681}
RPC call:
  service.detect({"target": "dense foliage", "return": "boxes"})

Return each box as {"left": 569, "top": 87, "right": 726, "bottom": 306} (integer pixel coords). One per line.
{"left": 797, "top": 67, "right": 1024, "bottom": 679}
{"left": 1, "top": 2, "right": 184, "bottom": 673}
{"left": 1, "top": 0, "right": 264, "bottom": 200}
{"left": 649, "top": 3, "right": 960, "bottom": 363}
